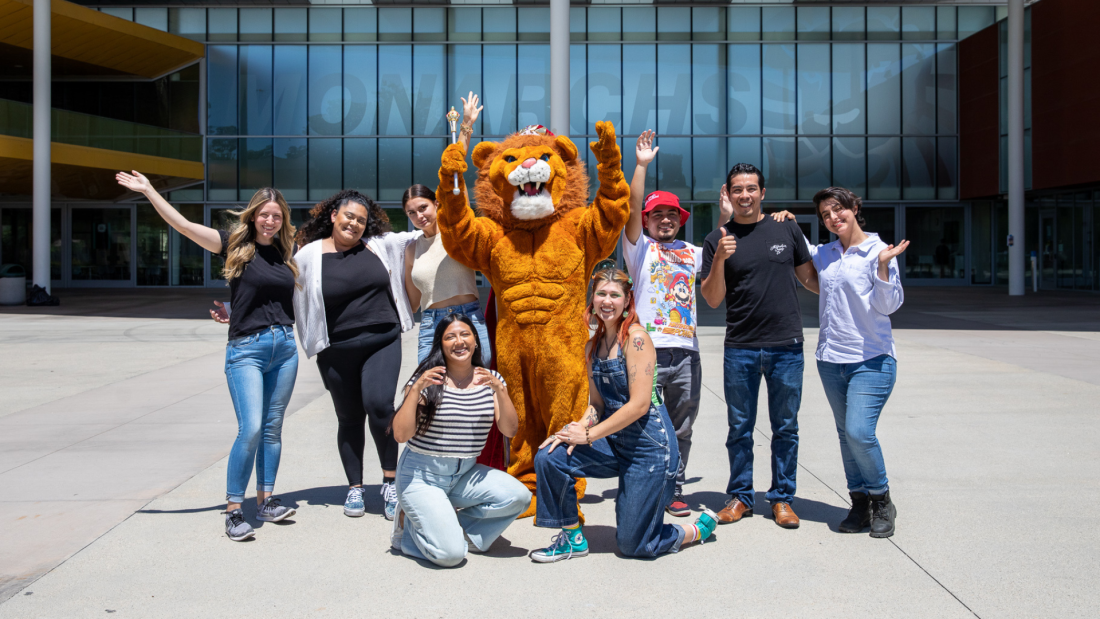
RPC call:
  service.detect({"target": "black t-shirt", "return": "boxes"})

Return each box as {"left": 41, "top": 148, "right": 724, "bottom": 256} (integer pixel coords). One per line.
{"left": 217, "top": 230, "right": 296, "bottom": 340}
{"left": 321, "top": 243, "right": 399, "bottom": 338}
{"left": 699, "top": 217, "right": 811, "bottom": 348}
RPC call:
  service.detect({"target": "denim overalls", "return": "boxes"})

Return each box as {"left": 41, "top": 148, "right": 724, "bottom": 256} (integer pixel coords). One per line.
{"left": 534, "top": 351, "right": 687, "bottom": 557}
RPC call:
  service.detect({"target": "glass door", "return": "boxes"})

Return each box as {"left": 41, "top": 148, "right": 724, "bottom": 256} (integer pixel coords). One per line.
{"left": 70, "top": 207, "right": 134, "bottom": 286}
{"left": 1039, "top": 210, "right": 1056, "bottom": 290}
{"left": 794, "top": 214, "right": 819, "bottom": 246}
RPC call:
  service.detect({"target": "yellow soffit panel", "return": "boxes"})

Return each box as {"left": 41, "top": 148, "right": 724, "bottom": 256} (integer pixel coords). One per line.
{"left": 0, "top": 135, "right": 204, "bottom": 180}
{"left": 0, "top": 0, "right": 204, "bottom": 79}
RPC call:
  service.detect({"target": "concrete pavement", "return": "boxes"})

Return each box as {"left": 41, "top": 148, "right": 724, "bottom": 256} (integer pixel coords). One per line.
{"left": 1, "top": 287, "right": 1098, "bottom": 617}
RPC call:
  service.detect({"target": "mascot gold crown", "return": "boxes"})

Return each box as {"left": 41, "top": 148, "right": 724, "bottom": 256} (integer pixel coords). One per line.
{"left": 436, "top": 121, "right": 630, "bottom": 519}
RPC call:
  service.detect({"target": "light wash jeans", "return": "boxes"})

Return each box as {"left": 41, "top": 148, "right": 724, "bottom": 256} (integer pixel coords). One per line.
{"left": 395, "top": 448, "right": 530, "bottom": 567}
{"left": 817, "top": 355, "right": 896, "bottom": 496}
{"left": 224, "top": 325, "right": 298, "bottom": 504}
{"left": 417, "top": 300, "right": 491, "bottom": 367}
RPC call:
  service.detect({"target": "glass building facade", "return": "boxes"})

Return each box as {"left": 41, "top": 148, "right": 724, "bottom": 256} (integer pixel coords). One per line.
{"left": 20, "top": 4, "right": 1081, "bottom": 289}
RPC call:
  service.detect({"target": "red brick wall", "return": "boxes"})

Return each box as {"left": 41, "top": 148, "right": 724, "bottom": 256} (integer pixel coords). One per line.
{"left": 958, "top": 25, "right": 1000, "bottom": 200}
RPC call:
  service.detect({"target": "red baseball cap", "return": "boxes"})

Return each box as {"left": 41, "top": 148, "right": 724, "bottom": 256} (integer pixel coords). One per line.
{"left": 642, "top": 191, "right": 690, "bottom": 225}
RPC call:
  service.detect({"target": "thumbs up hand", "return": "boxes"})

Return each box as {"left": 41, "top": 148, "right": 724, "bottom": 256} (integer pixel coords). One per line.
{"left": 714, "top": 227, "right": 737, "bottom": 261}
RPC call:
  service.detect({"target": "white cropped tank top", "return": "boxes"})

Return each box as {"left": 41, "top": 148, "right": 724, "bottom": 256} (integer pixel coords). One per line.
{"left": 410, "top": 233, "right": 478, "bottom": 309}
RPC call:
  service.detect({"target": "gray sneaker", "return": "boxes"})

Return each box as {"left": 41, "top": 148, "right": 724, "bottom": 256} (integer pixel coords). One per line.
{"left": 224, "top": 509, "right": 254, "bottom": 541}
{"left": 344, "top": 486, "right": 366, "bottom": 517}
{"left": 381, "top": 481, "right": 398, "bottom": 521}
{"left": 256, "top": 496, "right": 296, "bottom": 523}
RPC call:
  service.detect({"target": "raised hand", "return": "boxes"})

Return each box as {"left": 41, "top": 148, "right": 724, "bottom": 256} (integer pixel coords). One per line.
{"left": 714, "top": 227, "right": 738, "bottom": 261}
{"left": 116, "top": 170, "right": 152, "bottom": 194}
{"left": 590, "top": 120, "right": 620, "bottom": 166}
{"left": 719, "top": 185, "right": 734, "bottom": 226}
{"left": 210, "top": 300, "right": 230, "bottom": 324}
{"left": 876, "top": 240, "right": 909, "bottom": 282}
{"left": 473, "top": 367, "right": 503, "bottom": 392}
{"left": 439, "top": 142, "right": 468, "bottom": 178}
{"left": 461, "top": 92, "right": 483, "bottom": 126}
{"left": 635, "top": 130, "right": 658, "bottom": 167}
{"left": 416, "top": 367, "right": 447, "bottom": 391}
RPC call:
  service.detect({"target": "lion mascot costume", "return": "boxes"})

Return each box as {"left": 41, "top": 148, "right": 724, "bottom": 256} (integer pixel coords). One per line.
{"left": 436, "top": 121, "right": 629, "bottom": 518}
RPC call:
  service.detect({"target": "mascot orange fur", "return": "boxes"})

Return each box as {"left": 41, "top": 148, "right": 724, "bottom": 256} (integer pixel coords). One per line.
{"left": 436, "top": 121, "right": 629, "bottom": 518}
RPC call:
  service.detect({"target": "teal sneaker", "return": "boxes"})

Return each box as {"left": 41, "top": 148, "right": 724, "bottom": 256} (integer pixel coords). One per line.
{"left": 695, "top": 509, "right": 719, "bottom": 543}
{"left": 529, "top": 528, "right": 589, "bottom": 563}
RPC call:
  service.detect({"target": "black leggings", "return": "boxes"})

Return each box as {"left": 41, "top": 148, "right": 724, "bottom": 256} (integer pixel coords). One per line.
{"left": 315, "top": 324, "right": 402, "bottom": 486}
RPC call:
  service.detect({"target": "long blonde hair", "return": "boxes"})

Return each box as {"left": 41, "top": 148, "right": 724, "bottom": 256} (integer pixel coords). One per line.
{"left": 584, "top": 267, "right": 639, "bottom": 361}
{"left": 222, "top": 187, "right": 300, "bottom": 285}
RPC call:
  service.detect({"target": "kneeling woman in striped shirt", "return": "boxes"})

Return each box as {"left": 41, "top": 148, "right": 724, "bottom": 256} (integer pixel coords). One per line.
{"left": 390, "top": 314, "right": 530, "bottom": 567}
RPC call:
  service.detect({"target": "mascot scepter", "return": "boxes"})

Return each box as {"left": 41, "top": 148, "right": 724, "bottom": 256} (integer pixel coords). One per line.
{"left": 436, "top": 121, "right": 630, "bottom": 519}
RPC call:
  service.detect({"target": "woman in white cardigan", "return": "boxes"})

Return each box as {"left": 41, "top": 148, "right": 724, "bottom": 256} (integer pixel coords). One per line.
{"left": 293, "top": 190, "right": 420, "bottom": 521}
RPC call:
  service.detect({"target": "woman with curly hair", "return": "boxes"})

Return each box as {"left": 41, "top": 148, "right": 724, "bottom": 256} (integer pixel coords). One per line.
{"left": 116, "top": 171, "right": 299, "bottom": 542}
{"left": 294, "top": 189, "right": 420, "bottom": 521}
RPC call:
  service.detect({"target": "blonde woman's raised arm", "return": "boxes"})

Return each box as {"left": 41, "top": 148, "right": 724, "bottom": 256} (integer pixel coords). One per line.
{"left": 117, "top": 170, "right": 222, "bottom": 253}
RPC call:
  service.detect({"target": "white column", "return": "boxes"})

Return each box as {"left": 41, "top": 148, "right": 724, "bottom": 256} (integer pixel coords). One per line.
{"left": 32, "top": 0, "right": 51, "bottom": 291}
{"left": 1007, "top": 0, "right": 1025, "bottom": 295}
{"left": 549, "top": 0, "right": 569, "bottom": 136}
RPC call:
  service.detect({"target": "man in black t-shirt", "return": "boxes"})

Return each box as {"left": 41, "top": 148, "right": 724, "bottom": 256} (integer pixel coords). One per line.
{"left": 700, "top": 163, "right": 818, "bottom": 530}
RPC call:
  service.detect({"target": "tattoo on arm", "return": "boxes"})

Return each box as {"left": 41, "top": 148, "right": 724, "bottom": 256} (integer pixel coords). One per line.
{"left": 632, "top": 335, "right": 645, "bottom": 352}
{"left": 584, "top": 408, "right": 599, "bottom": 428}
{"left": 628, "top": 363, "right": 638, "bottom": 386}
{"left": 645, "top": 362, "right": 653, "bottom": 377}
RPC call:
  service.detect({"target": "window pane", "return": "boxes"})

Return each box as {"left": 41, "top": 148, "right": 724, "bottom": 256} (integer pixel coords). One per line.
{"left": 518, "top": 8, "right": 549, "bottom": 42}
{"left": 378, "top": 138, "right": 412, "bottom": 201}
{"left": 832, "top": 7, "right": 865, "bottom": 42}
{"left": 796, "top": 7, "right": 829, "bottom": 41}
{"left": 762, "top": 7, "right": 794, "bottom": 42}
{"left": 274, "top": 138, "right": 306, "bottom": 201}
{"left": 310, "top": 8, "right": 341, "bottom": 42}
{"left": 867, "top": 44, "right": 901, "bottom": 135}
{"left": 727, "top": 7, "right": 760, "bottom": 42}
{"left": 657, "top": 7, "right": 690, "bottom": 42}
{"left": 274, "top": 8, "right": 306, "bottom": 43}
{"left": 656, "top": 137, "right": 690, "bottom": 200}
{"left": 691, "top": 204, "right": 718, "bottom": 246}
{"left": 378, "top": 45, "right": 413, "bottom": 136}
{"left": 240, "top": 138, "right": 272, "bottom": 201}
{"left": 937, "top": 8, "right": 957, "bottom": 41}
{"left": 571, "top": 7, "right": 586, "bottom": 43}
{"left": 239, "top": 8, "right": 271, "bottom": 42}
{"left": 344, "top": 139, "right": 377, "bottom": 199}
{"left": 762, "top": 137, "right": 796, "bottom": 200}
{"left": 345, "top": 8, "right": 377, "bottom": 42}
{"left": 518, "top": 45, "right": 550, "bottom": 129}
{"left": 588, "top": 44, "right": 622, "bottom": 134}
{"left": 309, "top": 139, "right": 342, "bottom": 201}
{"left": 728, "top": 44, "right": 760, "bottom": 135}
{"left": 798, "top": 137, "right": 830, "bottom": 200}
{"left": 273, "top": 47, "right": 307, "bottom": 137}
{"left": 483, "top": 8, "right": 516, "bottom": 42}
{"left": 169, "top": 8, "right": 206, "bottom": 42}
{"left": 693, "top": 45, "right": 724, "bottom": 135}
{"left": 308, "top": 46, "right": 343, "bottom": 136}
{"left": 208, "top": 138, "right": 237, "bottom": 201}
{"left": 862, "top": 207, "right": 895, "bottom": 246}
{"left": 762, "top": 44, "right": 795, "bottom": 135}
{"left": 207, "top": 46, "right": 237, "bottom": 135}
{"left": 798, "top": 44, "right": 829, "bottom": 135}
{"left": 657, "top": 45, "right": 690, "bottom": 134}
{"left": 728, "top": 137, "right": 761, "bottom": 175}
{"left": 692, "top": 7, "right": 724, "bottom": 42}
{"left": 905, "top": 207, "right": 965, "bottom": 279}
{"left": 71, "top": 209, "right": 131, "bottom": 281}
{"left": 171, "top": 204, "right": 204, "bottom": 285}
{"left": 483, "top": 45, "right": 516, "bottom": 135}
{"left": 414, "top": 8, "right": 446, "bottom": 42}
{"left": 833, "top": 137, "right": 867, "bottom": 197}
{"left": 867, "top": 7, "right": 900, "bottom": 41}
{"left": 832, "top": 44, "right": 866, "bottom": 134}
{"left": 958, "top": 7, "right": 995, "bottom": 40}
{"left": 867, "top": 136, "right": 900, "bottom": 200}
{"left": 413, "top": 138, "right": 447, "bottom": 191}
{"left": 570, "top": 44, "right": 586, "bottom": 135}
{"left": 623, "top": 44, "right": 656, "bottom": 135}
{"left": 133, "top": 8, "right": 165, "bottom": 32}
{"left": 449, "top": 45, "right": 483, "bottom": 135}
{"left": 207, "top": 8, "right": 236, "bottom": 42}
{"left": 902, "top": 7, "right": 935, "bottom": 41}
{"left": 693, "top": 137, "right": 725, "bottom": 201}
{"left": 902, "top": 44, "right": 936, "bottom": 135}
{"left": 623, "top": 8, "right": 655, "bottom": 42}
{"left": 937, "top": 44, "right": 957, "bottom": 134}
{"left": 937, "top": 137, "right": 957, "bottom": 200}
{"left": 137, "top": 204, "right": 167, "bottom": 286}
{"left": 344, "top": 46, "right": 377, "bottom": 136}
{"left": 588, "top": 7, "right": 621, "bottom": 42}
{"left": 413, "top": 45, "right": 446, "bottom": 135}
{"left": 449, "top": 8, "right": 480, "bottom": 43}
{"left": 902, "top": 136, "right": 935, "bottom": 199}
{"left": 379, "top": 8, "right": 412, "bottom": 42}
{"left": 239, "top": 46, "right": 272, "bottom": 136}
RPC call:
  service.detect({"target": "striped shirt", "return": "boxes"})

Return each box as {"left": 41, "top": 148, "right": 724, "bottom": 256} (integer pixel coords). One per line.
{"left": 407, "top": 371, "right": 504, "bottom": 458}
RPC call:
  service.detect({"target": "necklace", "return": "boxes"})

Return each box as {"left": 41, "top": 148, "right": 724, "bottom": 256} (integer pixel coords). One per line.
{"left": 448, "top": 367, "right": 475, "bottom": 389}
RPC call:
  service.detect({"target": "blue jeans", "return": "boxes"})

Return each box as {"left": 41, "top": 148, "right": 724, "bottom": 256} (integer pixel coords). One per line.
{"left": 417, "top": 300, "right": 491, "bottom": 367}
{"left": 723, "top": 344, "right": 804, "bottom": 509}
{"left": 817, "top": 355, "right": 896, "bottom": 496}
{"left": 224, "top": 325, "right": 298, "bottom": 504}
{"left": 395, "top": 449, "right": 531, "bottom": 568}
{"left": 534, "top": 405, "right": 686, "bottom": 558}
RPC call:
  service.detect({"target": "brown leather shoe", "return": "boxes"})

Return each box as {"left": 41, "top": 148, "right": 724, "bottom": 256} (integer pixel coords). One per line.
{"left": 716, "top": 498, "right": 753, "bottom": 524}
{"left": 772, "top": 502, "right": 800, "bottom": 529}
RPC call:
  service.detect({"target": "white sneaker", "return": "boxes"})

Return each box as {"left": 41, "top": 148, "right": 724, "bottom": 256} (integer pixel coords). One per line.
{"left": 390, "top": 505, "right": 405, "bottom": 551}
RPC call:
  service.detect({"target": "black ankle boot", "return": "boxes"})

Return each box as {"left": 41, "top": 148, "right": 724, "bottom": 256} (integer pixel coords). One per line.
{"left": 838, "top": 491, "right": 871, "bottom": 533}
{"left": 869, "top": 491, "right": 896, "bottom": 538}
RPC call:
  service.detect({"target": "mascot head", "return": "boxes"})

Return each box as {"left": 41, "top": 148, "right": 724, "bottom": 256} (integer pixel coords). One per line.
{"left": 471, "top": 124, "right": 589, "bottom": 228}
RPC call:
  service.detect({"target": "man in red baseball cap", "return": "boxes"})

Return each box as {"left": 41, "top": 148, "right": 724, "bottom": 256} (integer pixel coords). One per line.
{"left": 621, "top": 130, "right": 731, "bottom": 518}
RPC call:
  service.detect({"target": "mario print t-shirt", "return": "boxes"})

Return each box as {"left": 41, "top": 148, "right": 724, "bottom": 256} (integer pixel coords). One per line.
{"left": 622, "top": 232, "right": 702, "bottom": 352}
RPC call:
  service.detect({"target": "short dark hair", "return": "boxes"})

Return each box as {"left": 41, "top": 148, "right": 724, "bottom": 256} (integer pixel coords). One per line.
{"left": 402, "top": 184, "right": 436, "bottom": 210}
{"left": 813, "top": 186, "right": 865, "bottom": 227}
{"left": 725, "top": 163, "right": 766, "bottom": 193}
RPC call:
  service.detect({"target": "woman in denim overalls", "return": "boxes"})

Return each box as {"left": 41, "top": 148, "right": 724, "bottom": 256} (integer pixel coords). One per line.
{"left": 530, "top": 268, "right": 719, "bottom": 562}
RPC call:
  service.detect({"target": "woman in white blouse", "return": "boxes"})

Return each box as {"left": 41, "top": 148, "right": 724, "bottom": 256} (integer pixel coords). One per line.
{"left": 806, "top": 187, "right": 908, "bottom": 539}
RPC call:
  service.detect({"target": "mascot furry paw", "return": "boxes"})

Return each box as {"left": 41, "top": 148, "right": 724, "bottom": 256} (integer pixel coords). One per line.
{"left": 436, "top": 121, "right": 630, "bottom": 519}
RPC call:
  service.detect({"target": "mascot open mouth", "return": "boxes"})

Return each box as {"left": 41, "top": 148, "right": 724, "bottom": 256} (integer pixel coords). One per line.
{"left": 507, "top": 161, "right": 556, "bottom": 220}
